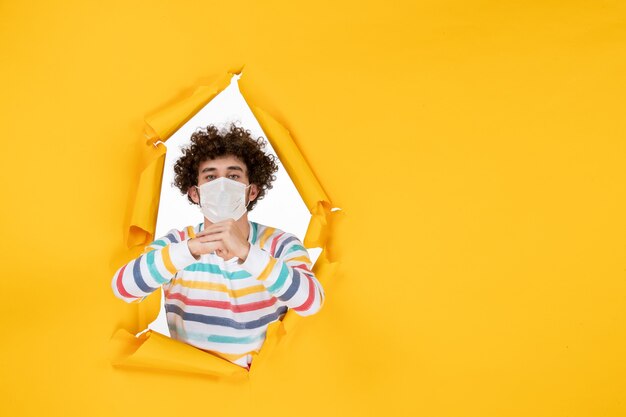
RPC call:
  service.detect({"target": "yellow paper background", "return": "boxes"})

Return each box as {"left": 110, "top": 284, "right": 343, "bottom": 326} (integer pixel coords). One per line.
{"left": 1, "top": 1, "right": 625, "bottom": 416}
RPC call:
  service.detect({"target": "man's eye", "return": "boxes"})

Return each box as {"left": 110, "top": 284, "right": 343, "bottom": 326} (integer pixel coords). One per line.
{"left": 206, "top": 175, "right": 215, "bottom": 180}
{"left": 229, "top": 175, "right": 239, "bottom": 179}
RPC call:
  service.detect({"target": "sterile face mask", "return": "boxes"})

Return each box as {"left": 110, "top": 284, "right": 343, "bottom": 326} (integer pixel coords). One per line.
{"left": 196, "top": 177, "right": 252, "bottom": 223}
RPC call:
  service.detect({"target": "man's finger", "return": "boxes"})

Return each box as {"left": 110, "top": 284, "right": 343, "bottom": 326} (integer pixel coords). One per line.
{"left": 196, "top": 232, "right": 225, "bottom": 242}
{"left": 195, "top": 227, "right": 222, "bottom": 237}
{"left": 196, "top": 224, "right": 229, "bottom": 237}
{"left": 195, "top": 241, "right": 223, "bottom": 255}
{"left": 196, "top": 219, "right": 236, "bottom": 236}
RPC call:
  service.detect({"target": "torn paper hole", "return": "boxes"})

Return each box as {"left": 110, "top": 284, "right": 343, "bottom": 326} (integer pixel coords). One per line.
{"left": 112, "top": 71, "right": 340, "bottom": 379}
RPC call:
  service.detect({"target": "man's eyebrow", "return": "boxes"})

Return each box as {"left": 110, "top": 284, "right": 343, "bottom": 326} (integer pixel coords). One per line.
{"left": 200, "top": 166, "right": 244, "bottom": 173}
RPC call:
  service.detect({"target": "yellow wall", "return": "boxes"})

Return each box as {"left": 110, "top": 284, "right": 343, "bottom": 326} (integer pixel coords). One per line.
{"left": 1, "top": 1, "right": 625, "bottom": 416}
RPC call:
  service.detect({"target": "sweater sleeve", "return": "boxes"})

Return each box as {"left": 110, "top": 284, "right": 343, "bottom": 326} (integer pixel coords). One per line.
{"left": 239, "top": 233, "right": 326, "bottom": 316}
{"left": 111, "top": 229, "right": 199, "bottom": 303}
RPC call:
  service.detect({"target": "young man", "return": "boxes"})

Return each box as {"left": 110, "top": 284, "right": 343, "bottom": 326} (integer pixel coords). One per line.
{"left": 111, "top": 123, "right": 325, "bottom": 370}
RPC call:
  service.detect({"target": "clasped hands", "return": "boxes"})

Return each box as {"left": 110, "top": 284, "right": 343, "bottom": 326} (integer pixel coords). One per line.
{"left": 187, "top": 219, "right": 251, "bottom": 262}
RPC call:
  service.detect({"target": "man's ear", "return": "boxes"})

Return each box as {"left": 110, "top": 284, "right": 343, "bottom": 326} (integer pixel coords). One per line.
{"left": 249, "top": 184, "right": 259, "bottom": 202}
{"left": 188, "top": 186, "right": 200, "bottom": 205}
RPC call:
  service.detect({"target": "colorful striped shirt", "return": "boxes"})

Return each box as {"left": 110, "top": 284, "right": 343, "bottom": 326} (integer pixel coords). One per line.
{"left": 111, "top": 219, "right": 325, "bottom": 369}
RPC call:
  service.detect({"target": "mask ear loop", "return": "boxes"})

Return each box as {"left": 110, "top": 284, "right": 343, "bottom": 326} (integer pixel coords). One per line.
{"left": 244, "top": 184, "right": 253, "bottom": 209}
{"left": 194, "top": 185, "right": 202, "bottom": 206}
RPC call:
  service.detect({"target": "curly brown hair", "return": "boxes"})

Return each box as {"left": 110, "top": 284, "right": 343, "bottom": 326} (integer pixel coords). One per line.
{"left": 173, "top": 123, "right": 279, "bottom": 211}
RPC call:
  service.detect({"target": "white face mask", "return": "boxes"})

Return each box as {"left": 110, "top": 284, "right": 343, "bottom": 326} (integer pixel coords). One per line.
{"left": 196, "top": 177, "right": 252, "bottom": 223}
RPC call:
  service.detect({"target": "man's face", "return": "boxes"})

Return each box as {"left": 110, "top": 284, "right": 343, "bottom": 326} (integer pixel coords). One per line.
{"left": 188, "top": 154, "right": 258, "bottom": 206}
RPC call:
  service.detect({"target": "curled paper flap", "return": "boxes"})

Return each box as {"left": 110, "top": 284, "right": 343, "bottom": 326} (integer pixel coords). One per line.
{"left": 127, "top": 145, "right": 166, "bottom": 248}
{"left": 143, "top": 72, "right": 234, "bottom": 144}
{"left": 109, "top": 329, "right": 249, "bottom": 379}
{"left": 115, "top": 70, "right": 340, "bottom": 379}
{"left": 304, "top": 200, "right": 331, "bottom": 248}
{"left": 245, "top": 104, "right": 330, "bottom": 212}
{"left": 137, "top": 289, "right": 162, "bottom": 332}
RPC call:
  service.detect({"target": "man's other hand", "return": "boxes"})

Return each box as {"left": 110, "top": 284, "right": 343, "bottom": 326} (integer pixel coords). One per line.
{"left": 187, "top": 219, "right": 251, "bottom": 261}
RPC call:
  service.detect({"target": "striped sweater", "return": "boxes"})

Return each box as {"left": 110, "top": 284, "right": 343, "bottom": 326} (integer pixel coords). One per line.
{"left": 111, "top": 219, "right": 325, "bottom": 369}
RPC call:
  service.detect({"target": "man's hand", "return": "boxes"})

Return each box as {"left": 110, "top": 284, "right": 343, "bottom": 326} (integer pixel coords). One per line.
{"left": 187, "top": 219, "right": 251, "bottom": 261}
